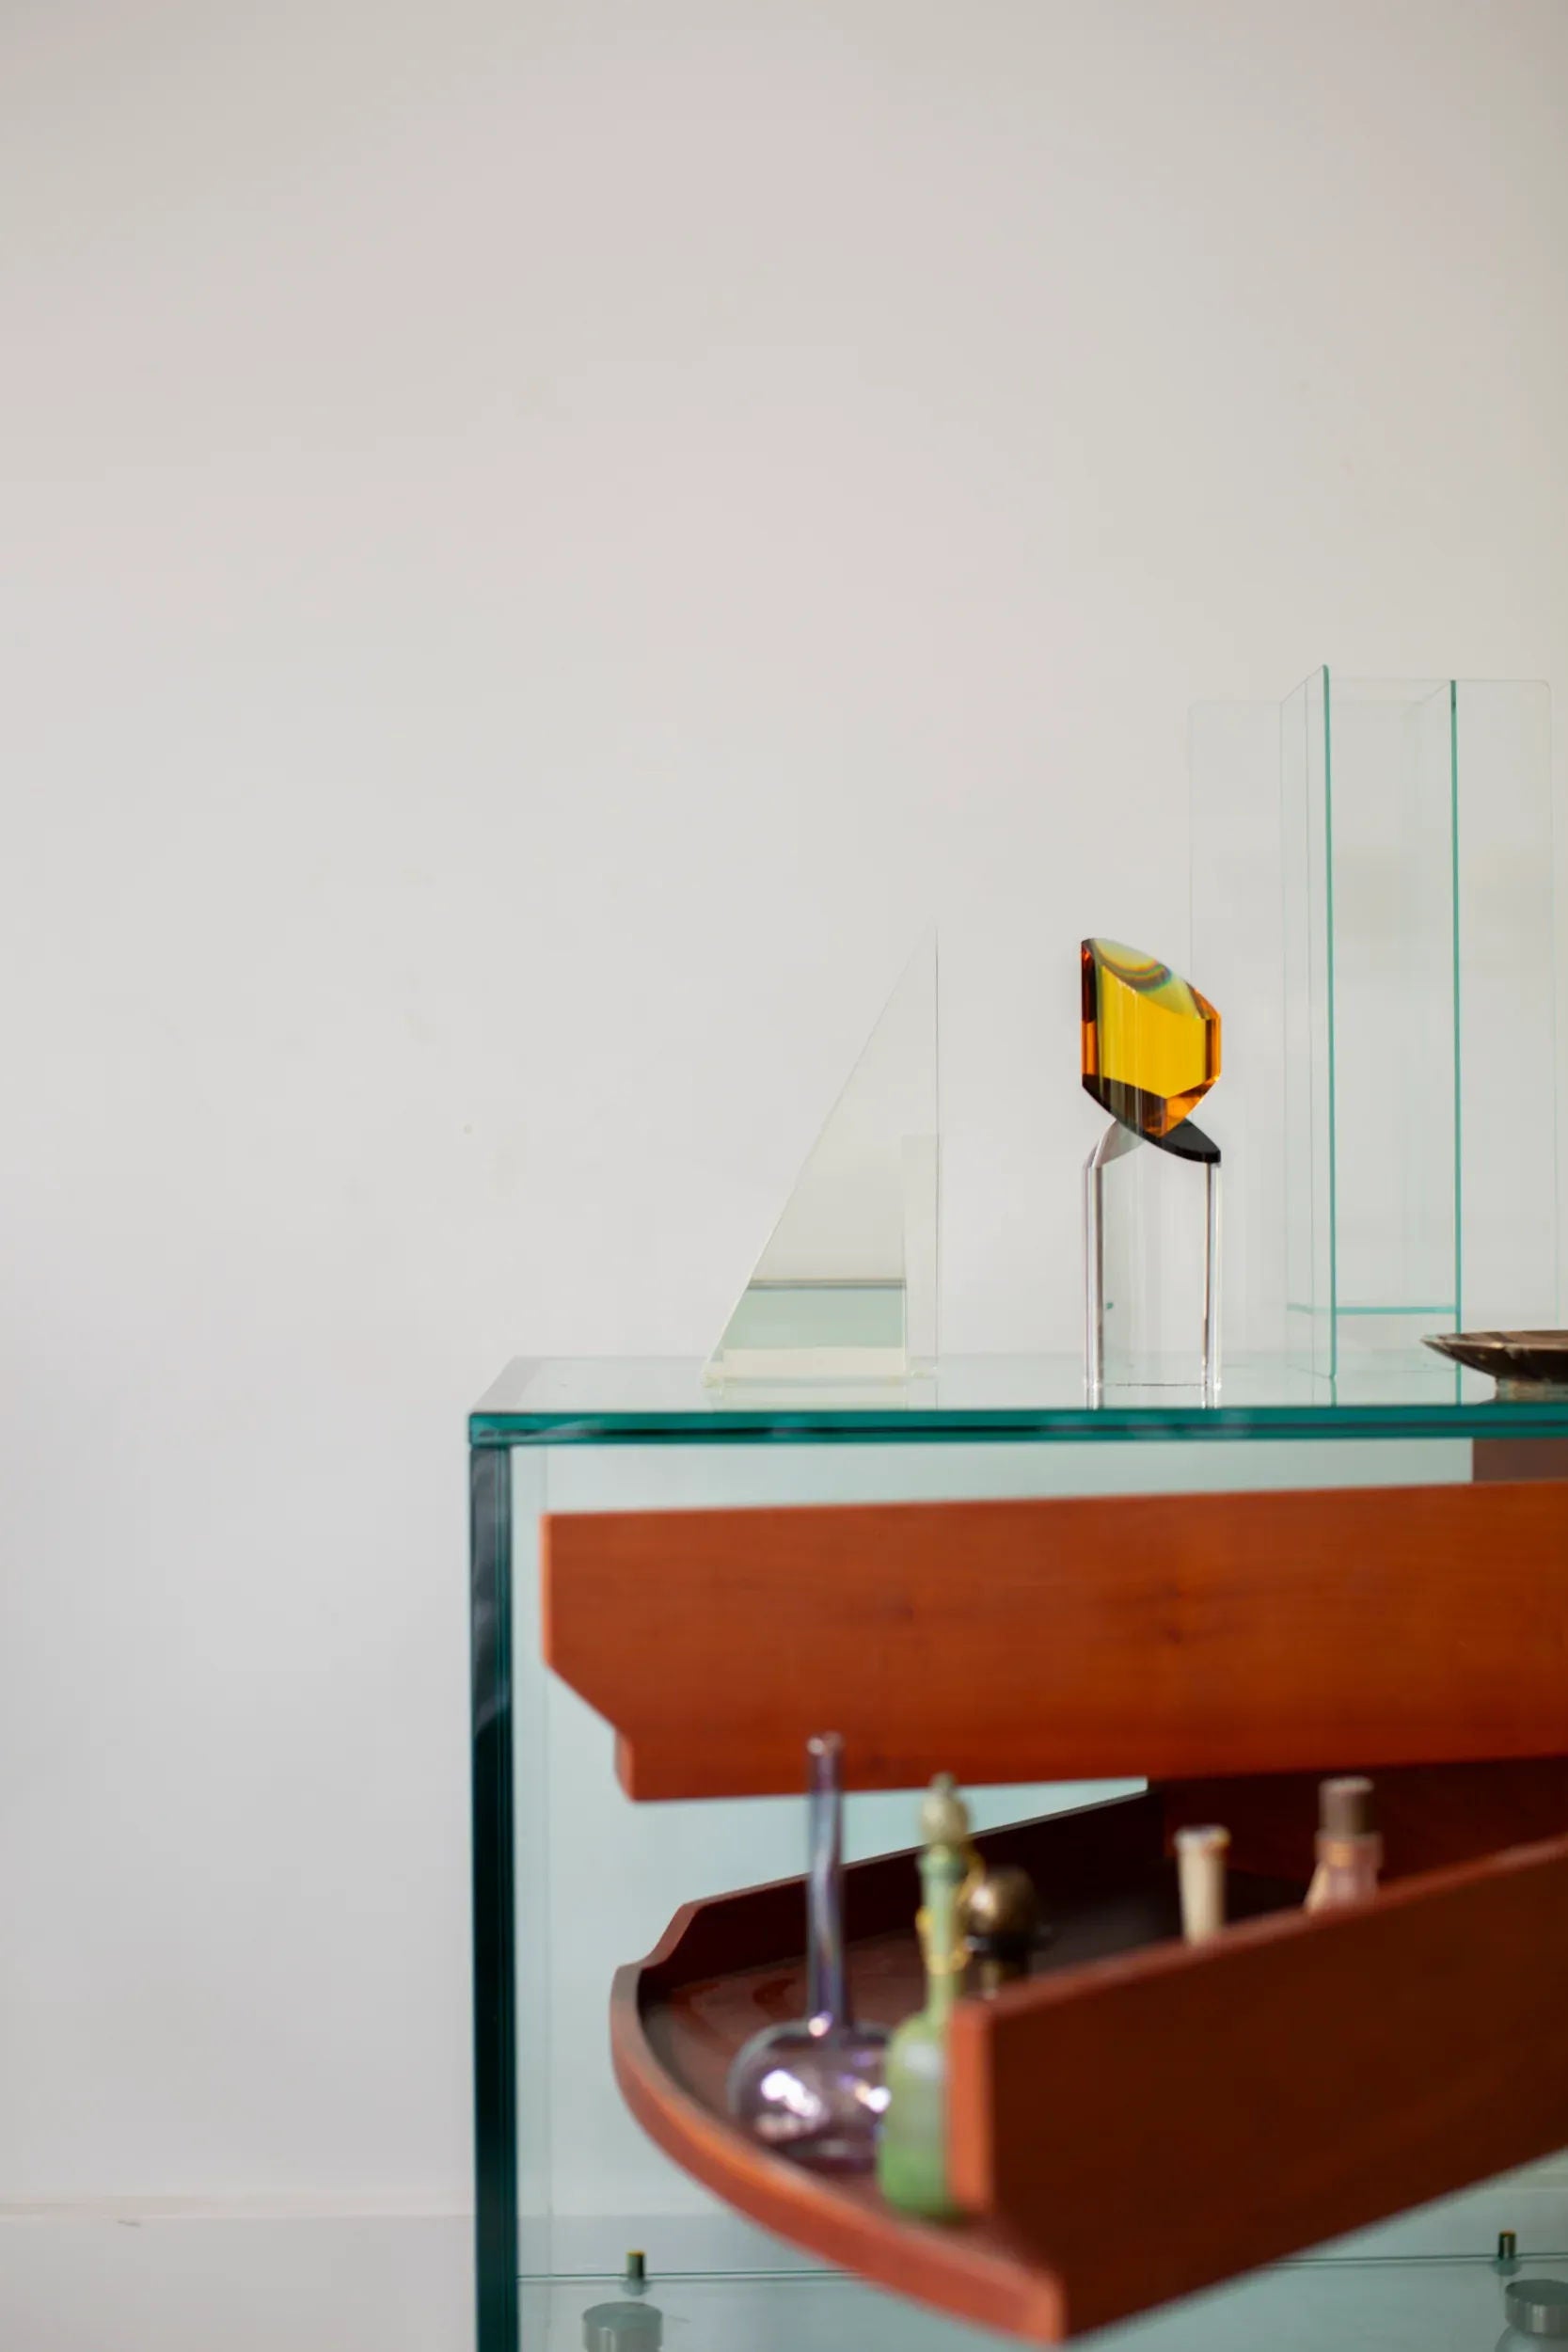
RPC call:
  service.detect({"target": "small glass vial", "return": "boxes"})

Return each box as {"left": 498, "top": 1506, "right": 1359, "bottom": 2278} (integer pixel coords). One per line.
{"left": 727, "top": 1733, "right": 889, "bottom": 2170}
{"left": 1304, "top": 1776, "right": 1382, "bottom": 1911}
{"left": 1497, "top": 2277, "right": 1568, "bottom": 2347}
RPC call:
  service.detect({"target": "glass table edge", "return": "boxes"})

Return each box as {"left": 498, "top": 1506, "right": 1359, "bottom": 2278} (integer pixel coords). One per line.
{"left": 467, "top": 1399, "right": 1568, "bottom": 1448}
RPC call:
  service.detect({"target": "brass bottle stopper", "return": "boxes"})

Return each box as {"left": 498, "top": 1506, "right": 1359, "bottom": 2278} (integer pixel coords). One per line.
{"left": 914, "top": 1773, "right": 977, "bottom": 1981}
{"left": 919, "top": 1771, "right": 971, "bottom": 1848}
{"left": 964, "top": 1865, "right": 1043, "bottom": 1994}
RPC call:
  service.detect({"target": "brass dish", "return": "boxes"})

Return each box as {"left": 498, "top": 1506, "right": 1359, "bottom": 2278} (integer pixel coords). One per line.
{"left": 1423, "top": 1331, "right": 1568, "bottom": 1398}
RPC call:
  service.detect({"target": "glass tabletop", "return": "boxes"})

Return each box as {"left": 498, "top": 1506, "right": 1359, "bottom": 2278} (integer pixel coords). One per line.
{"left": 470, "top": 1354, "right": 1568, "bottom": 1446}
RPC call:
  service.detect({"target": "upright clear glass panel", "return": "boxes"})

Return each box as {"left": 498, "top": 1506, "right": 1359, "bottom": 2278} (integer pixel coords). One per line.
{"left": 705, "top": 937, "right": 939, "bottom": 1383}
{"left": 1281, "top": 671, "right": 1336, "bottom": 1375}
{"left": 1193, "top": 670, "right": 1555, "bottom": 1378}
{"left": 1456, "top": 680, "right": 1559, "bottom": 1329}
{"left": 1189, "top": 700, "right": 1287, "bottom": 1363}
{"left": 1326, "top": 677, "right": 1458, "bottom": 1356}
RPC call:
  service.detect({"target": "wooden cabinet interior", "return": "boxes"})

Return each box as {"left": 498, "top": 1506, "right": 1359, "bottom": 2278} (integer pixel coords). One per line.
{"left": 612, "top": 1794, "right": 1307, "bottom": 2343}
{"left": 548, "top": 1480, "right": 1568, "bottom": 2340}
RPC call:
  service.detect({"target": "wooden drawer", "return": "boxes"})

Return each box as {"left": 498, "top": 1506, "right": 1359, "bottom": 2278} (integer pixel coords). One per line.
{"left": 546, "top": 1485, "right": 1568, "bottom": 2339}
{"left": 609, "top": 1788, "right": 1568, "bottom": 2339}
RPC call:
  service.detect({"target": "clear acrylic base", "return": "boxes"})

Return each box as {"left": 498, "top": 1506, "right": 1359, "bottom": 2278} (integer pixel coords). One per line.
{"left": 1084, "top": 1120, "right": 1220, "bottom": 1401}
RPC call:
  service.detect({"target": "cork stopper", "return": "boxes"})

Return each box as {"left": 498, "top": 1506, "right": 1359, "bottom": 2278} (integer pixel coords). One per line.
{"left": 1319, "top": 1775, "right": 1375, "bottom": 1839}
{"left": 1174, "top": 1822, "right": 1230, "bottom": 1856}
{"left": 1174, "top": 1823, "right": 1229, "bottom": 1944}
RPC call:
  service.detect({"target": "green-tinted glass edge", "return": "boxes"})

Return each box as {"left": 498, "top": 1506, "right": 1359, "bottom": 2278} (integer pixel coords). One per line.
{"left": 1322, "top": 662, "right": 1338, "bottom": 1378}
{"left": 1450, "top": 678, "right": 1464, "bottom": 1327}
{"left": 469, "top": 1397, "right": 1568, "bottom": 1448}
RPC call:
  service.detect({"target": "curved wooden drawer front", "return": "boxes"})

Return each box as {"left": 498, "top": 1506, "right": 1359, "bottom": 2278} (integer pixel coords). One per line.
{"left": 611, "top": 1790, "right": 1568, "bottom": 2342}
{"left": 949, "top": 1822, "right": 1568, "bottom": 2332}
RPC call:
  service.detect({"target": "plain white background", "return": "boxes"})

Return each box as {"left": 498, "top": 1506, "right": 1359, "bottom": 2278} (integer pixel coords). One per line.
{"left": 4, "top": 0, "right": 1568, "bottom": 2219}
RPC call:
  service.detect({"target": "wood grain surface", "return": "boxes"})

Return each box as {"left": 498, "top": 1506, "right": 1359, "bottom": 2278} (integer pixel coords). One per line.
{"left": 543, "top": 1482, "right": 1568, "bottom": 1798}
{"left": 948, "top": 1827, "right": 1568, "bottom": 2332}
{"left": 611, "top": 1800, "right": 1304, "bottom": 2343}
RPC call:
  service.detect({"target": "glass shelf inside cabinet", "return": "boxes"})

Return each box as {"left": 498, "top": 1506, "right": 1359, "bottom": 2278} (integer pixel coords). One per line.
{"left": 471, "top": 1353, "right": 1568, "bottom": 1447}
{"left": 525, "top": 2250, "right": 1567, "bottom": 2352}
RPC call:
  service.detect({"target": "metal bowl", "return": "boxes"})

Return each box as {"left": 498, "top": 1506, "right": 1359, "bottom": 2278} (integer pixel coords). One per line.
{"left": 1422, "top": 1330, "right": 1568, "bottom": 1397}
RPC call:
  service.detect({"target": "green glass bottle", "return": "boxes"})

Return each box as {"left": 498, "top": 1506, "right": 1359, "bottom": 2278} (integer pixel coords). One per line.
{"left": 876, "top": 1773, "right": 973, "bottom": 2220}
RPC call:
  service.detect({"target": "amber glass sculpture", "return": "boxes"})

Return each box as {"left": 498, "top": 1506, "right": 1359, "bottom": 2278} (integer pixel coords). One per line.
{"left": 1082, "top": 939, "right": 1223, "bottom": 1397}
{"left": 1081, "top": 939, "right": 1221, "bottom": 1141}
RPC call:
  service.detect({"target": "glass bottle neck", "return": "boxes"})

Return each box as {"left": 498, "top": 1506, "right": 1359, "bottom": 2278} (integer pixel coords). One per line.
{"left": 921, "top": 1851, "right": 964, "bottom": 2024}
{"left": 805, "top": 1735, "right": 849, "bottom": 2029}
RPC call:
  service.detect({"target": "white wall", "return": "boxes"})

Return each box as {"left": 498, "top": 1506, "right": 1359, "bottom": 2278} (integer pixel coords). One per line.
{"left": 3, "top": 0, "right": 1567, "bottom": 2213}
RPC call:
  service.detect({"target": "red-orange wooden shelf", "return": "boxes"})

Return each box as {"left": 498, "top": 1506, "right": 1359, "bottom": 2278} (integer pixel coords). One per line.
{"left": 613, "top": 1787, "right": 1568, "bottom": 2340}
{"left": 611, "top": 1797, "right": 1219, "bottom": 2342}
{"left": 551, "top": 1484, "right": 1568, "bottom": 2340}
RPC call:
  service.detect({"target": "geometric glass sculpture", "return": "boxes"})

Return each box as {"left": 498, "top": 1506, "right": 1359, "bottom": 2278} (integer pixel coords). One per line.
{"left": 1081, "top": 937, "right": 1221, "bottom": 1140}
{"left": 1191, "top": 671, "right": 1558, "bottom": 1377}
{"left": 1082, "top": 939, "right": 1222, "bottom": 1399}
{"left": 704, "top": 937, "right": 938, "bottom": 1383}
{"left": 726, "top": 1734, "right": 890, "bottom": 2171}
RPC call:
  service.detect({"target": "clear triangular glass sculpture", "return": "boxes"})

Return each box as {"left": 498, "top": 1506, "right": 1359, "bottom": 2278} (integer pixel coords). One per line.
{"left": 705, "top": 937, "right": 939, "bottom": 1384}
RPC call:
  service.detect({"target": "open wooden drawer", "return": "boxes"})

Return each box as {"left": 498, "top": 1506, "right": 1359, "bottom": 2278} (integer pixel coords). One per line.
{"left": 545, "top": 1483, "right": 1568, "bottom": 2341}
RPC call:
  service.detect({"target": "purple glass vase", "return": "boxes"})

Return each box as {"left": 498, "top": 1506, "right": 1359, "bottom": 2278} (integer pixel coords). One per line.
{"left": 726, "top": 1732, "right": 890, "bottom": 2171}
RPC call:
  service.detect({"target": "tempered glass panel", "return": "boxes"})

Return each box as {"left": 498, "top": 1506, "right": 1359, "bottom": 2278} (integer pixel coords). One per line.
{"left": 1457, "top": 680, "right": 1559, "bottom": 1329}
{"left": 1281, "top": 669, "right": 1335, "bottom": 1375}
{"left": 1189, "top": 700, "right": 1287, "bottom": 1361}
{"left": 705, "top": 938, "right": 939, "bottom": 1383}
{"left": 521, "top": 2249, "right": 1568, "bottom": 2352}
{"left": 1196, "top": 672, "right": 1554, "bottom": 1381}
{"left": 1328, "top": 677, "right": 1458, "bottom": 1347}
{"left": 512, "top": 1450, "right": 552, "bottom": 2265}
{"left": 472, "top": 1354, "right": 1568, "bottom": 1443}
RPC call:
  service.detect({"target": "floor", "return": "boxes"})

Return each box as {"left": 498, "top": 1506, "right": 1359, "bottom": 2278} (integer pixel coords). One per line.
{"left": 0, "top": 2219, "right": 1559, "bottom": 2352}
{"left": 0, "top": 2219, "right": 471, "bottom": 2352}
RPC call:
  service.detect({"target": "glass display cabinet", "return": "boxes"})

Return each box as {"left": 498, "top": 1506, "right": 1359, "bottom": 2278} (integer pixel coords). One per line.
{"left": 470, "top": 1356, "right": 1568, "bottom": 2352}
